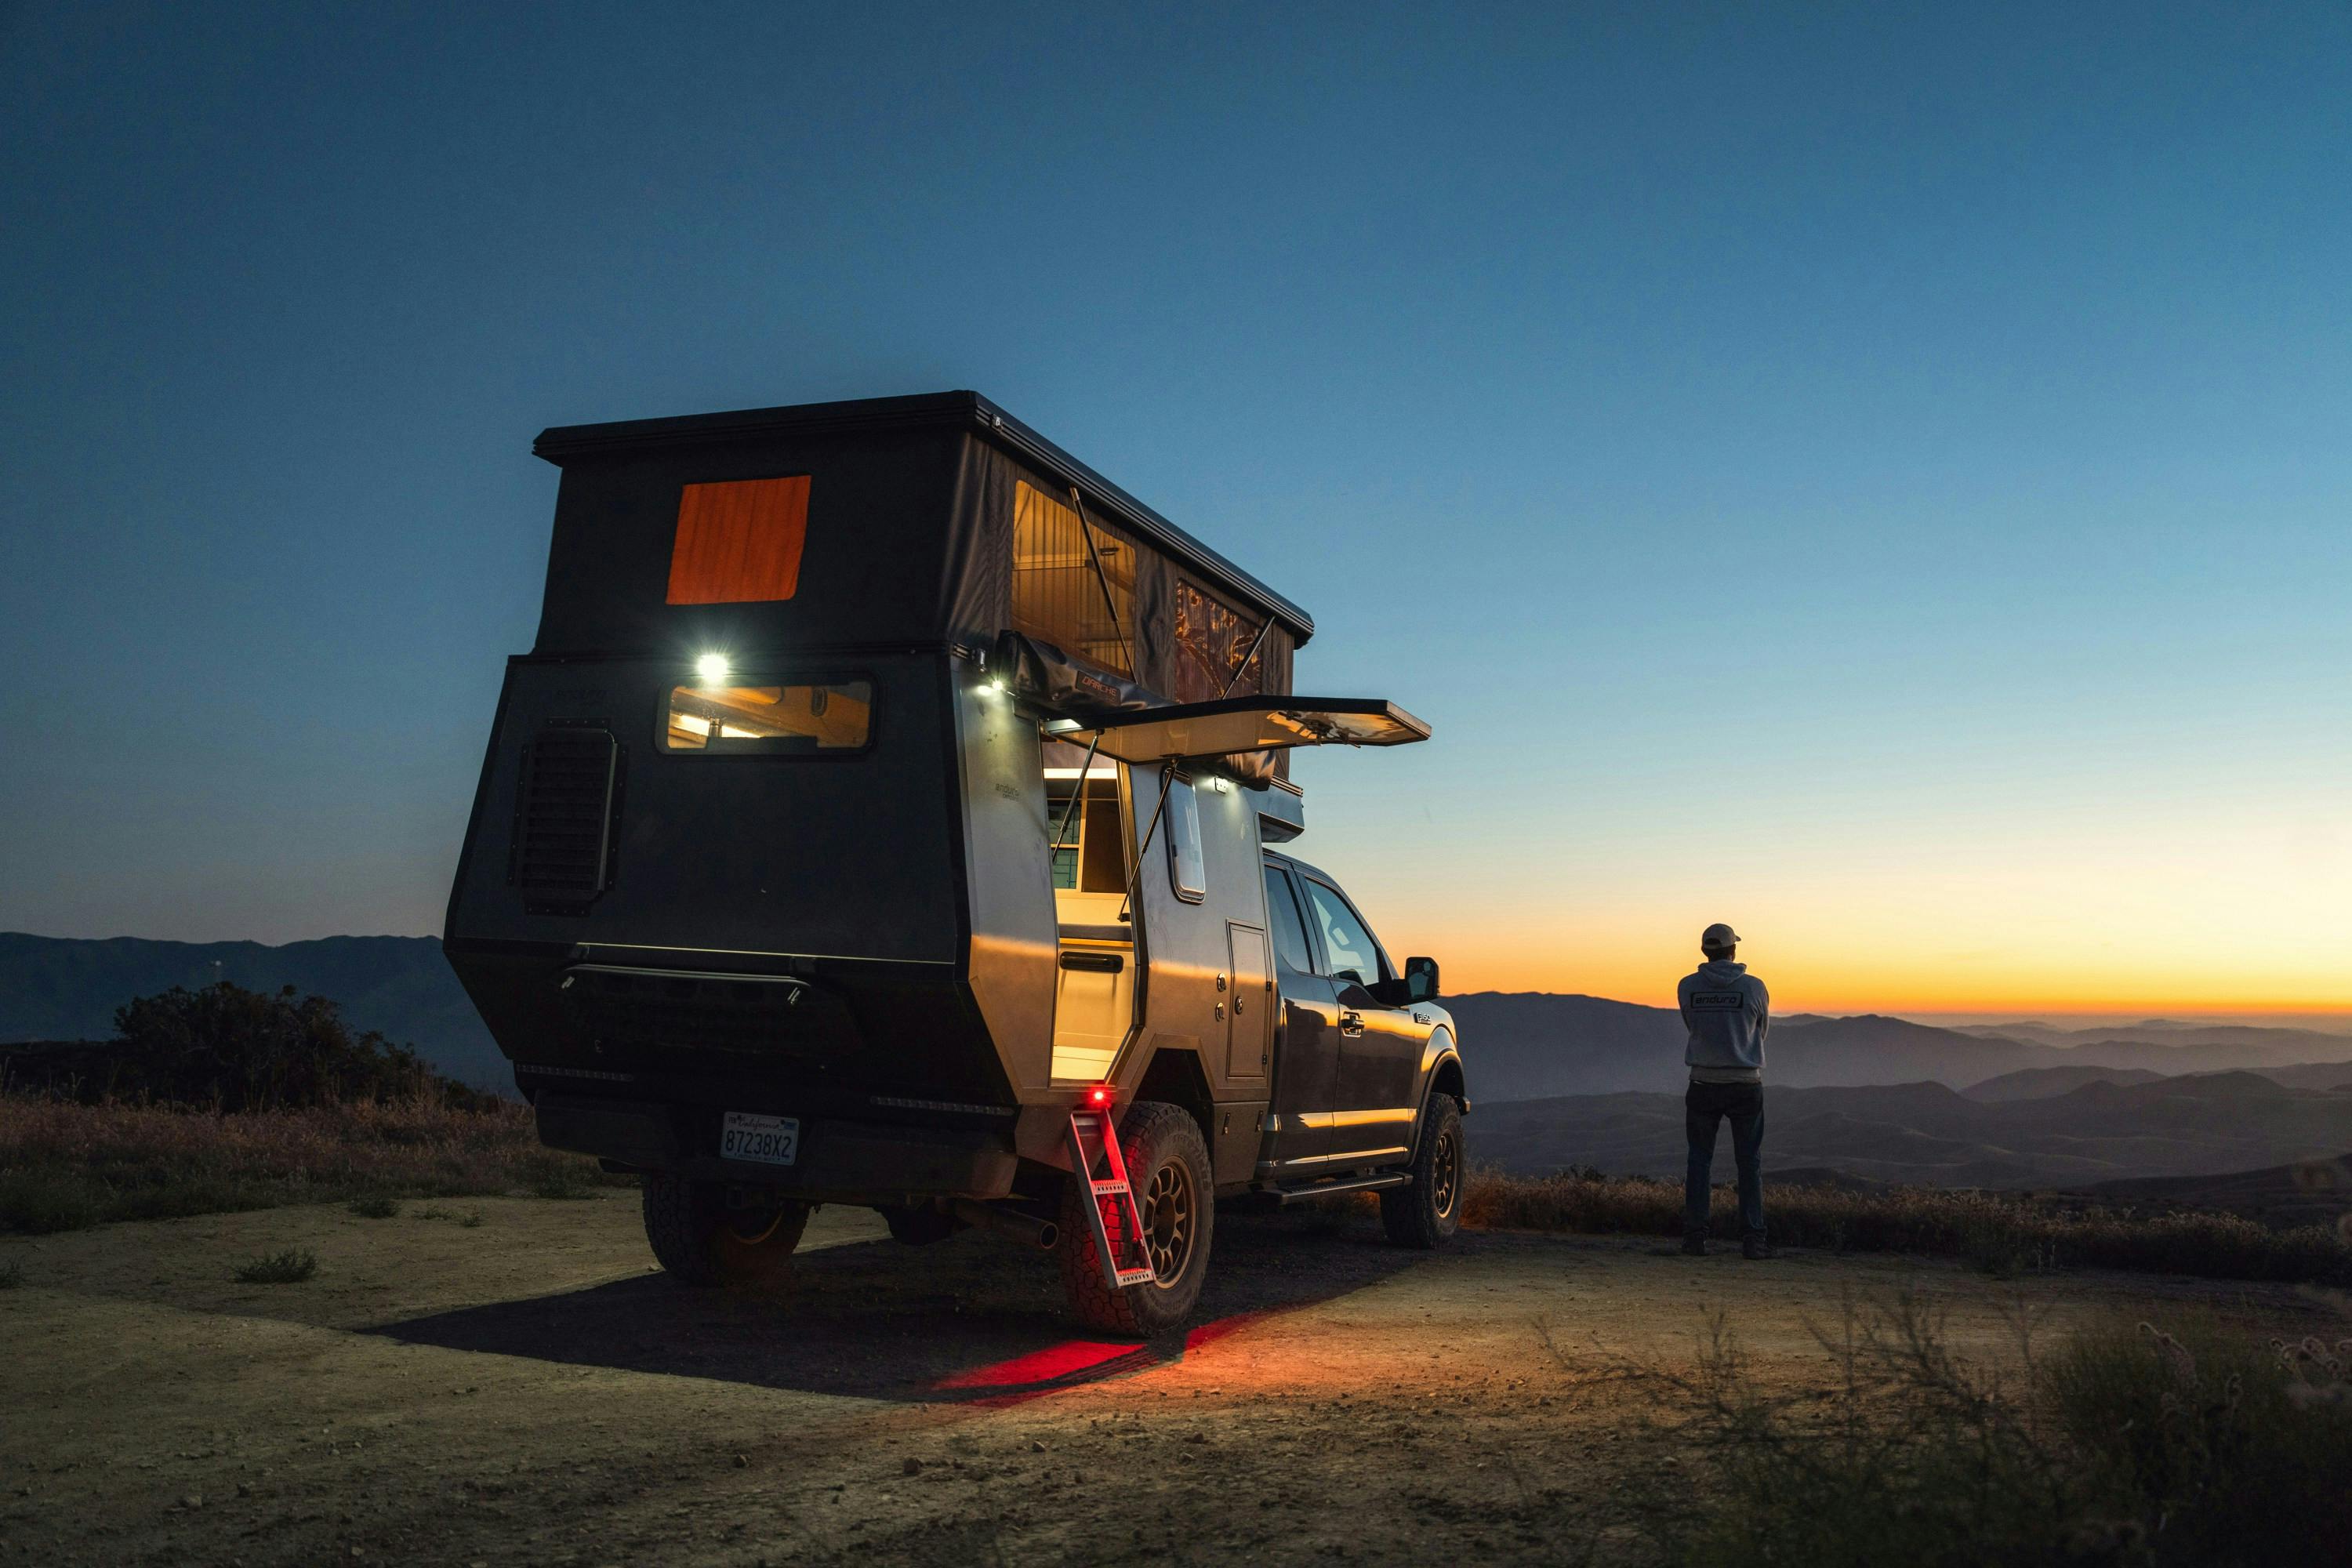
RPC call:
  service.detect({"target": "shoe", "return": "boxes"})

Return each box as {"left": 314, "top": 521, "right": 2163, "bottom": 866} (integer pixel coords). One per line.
{"left": 1742, "top": 1236, "right": 1774, "bottom": 1261}
{"left": 1681, "top": 1234, "right": 1707, "bottom": 1257}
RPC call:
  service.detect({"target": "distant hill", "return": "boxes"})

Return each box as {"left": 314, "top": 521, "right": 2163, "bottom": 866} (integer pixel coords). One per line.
{"left": 2076, "top": 1152, "right": 2352, "bottom": 1231}
{"left": 1443, "top": 993, "right": 2048, "bottom": 1096}
{"left": 0, "top": 933, "right": 506, "bottom": 1090}
{"left": 1473, "top": 1073, "right": 2352, "bottom": 1190}
{"left": 1446, "top": 992, "right": 2352, "bottom": 1102}
{"left": 1953, "top": 1018, "right": 2352, "bottom": 1054}
{"left": 1962, "top": 1065, "right": 2168, "bottom": 1102}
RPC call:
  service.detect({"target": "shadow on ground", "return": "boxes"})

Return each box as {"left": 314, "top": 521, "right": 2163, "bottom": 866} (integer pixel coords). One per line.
{"left": 361, "top": 1208, "right": 1447, "bottom": 1402}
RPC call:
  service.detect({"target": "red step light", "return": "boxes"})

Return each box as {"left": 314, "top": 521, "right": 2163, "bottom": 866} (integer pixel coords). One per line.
{"left": 1086, "top": 1084, "right": 1114, "bottom": 1109}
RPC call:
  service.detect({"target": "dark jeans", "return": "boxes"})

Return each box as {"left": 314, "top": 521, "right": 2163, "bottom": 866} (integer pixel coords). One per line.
{"left": 1685, "top": 1080, "right": 1766, "bottom": 1240}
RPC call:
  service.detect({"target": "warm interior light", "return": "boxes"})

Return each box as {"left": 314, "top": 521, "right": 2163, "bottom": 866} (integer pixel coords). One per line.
{"left": 696, "top": 653, "right": 731, "bottom": 684}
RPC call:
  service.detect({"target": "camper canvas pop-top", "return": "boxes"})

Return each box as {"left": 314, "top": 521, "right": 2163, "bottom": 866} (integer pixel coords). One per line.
{"left": 445, "top": 391, "right": 1467, "bottom": 1334}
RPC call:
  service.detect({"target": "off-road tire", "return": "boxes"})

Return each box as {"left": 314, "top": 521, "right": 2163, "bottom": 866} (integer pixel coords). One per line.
{"left": 1058, "top": 1101, "right": 1214, "bottom": 1338}
{"left": 1381, "top": 1093, "right": 1465, "bottom": 1248}
{"left": 641, "top": 1174, "right": 811, "bottom": 1286}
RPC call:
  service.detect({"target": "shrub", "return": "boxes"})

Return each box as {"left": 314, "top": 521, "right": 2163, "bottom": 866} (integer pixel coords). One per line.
{"left": 0, "top": 1259, "right": 22, "bottom": 1289}
{"left": 1642, "top": 1295, "right": 2352, "bottom": 1567}
{"left": 347, "top": 1196, "right": 401, "bottom": 1219}
{"left": 0, "top": 981, "right": 492, "bottom": 1112}
{"left": 232, "top": 1248, "right": 318, "bottom": 1284}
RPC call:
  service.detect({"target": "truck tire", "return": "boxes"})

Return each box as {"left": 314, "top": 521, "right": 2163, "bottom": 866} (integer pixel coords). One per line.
{"left": 1058, "top": 1101, "right": 1214, "bottom": 1338}
{"left": 1380, "top": 1093, "right": 1465, "bottom": 1249}
{"left": 641, "top": 1173, "right": 810, "bottom": 1286}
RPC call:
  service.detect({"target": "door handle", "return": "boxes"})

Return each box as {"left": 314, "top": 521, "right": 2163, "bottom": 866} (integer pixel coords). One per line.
{"left": 1339, "top": 1011, "right": 1365, "bottom": 1037}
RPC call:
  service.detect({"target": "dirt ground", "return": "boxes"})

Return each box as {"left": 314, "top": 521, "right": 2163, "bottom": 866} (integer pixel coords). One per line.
{"left": 3, "top": 1195, "right": 2342, "bottom": 1566}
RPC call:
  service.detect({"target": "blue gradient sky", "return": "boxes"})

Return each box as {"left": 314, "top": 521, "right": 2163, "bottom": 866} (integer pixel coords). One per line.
{"left": 5, "top": 4, "right": 2347, "bottom": 1014}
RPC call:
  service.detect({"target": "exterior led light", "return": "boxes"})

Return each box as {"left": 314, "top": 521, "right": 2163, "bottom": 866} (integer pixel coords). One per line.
{"left": 1086, "top": 1084, "right": 1114, "bottom": 1109}
{"left": 695, "top": 653, "right": 730, "bottom": 685}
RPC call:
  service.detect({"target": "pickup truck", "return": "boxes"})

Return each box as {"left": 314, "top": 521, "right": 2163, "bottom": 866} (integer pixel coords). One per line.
{"left": 443, "top": 390, "right": 1465, "bottom": 1335}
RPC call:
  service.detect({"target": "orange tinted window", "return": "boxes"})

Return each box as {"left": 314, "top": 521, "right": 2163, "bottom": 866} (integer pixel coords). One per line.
{"left": 665, "top": 476, "right": 811, "bottom": 605}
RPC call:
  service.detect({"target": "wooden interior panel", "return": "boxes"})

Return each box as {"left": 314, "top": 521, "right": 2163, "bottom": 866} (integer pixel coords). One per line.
{"left": 665, "top": 475, "right": 811, "bottom": 604}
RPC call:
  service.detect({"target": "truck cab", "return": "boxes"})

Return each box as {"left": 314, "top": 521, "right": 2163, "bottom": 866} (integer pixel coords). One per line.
{"left": 444, "top": 391, "right": 1467, "bottom": 1335}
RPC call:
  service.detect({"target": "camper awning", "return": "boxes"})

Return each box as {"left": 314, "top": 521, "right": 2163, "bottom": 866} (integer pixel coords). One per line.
{"left": 1051, "top": 695, "right": 1431, "bottom": 763}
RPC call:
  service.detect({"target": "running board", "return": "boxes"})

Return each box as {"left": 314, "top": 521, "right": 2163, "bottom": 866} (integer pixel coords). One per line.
{"left": 1067, "top": 1108, "right": 1156, "bottom": 1289}
{"left": 1272, "top": 1171, "right": 1410, "bottom": 1206}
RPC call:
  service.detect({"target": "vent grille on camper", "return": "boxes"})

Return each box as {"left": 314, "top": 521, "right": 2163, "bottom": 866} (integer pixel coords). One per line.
{"left": 510, "top": 725, "right": 622, "bottom": 911}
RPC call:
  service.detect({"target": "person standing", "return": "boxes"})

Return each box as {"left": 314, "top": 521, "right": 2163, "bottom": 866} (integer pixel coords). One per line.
{"left": 1677, "top": 923, "right": 1770, "bottom": 1258}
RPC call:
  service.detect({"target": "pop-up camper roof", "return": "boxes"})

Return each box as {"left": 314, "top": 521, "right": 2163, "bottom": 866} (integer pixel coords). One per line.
{"left": 531, "top": 390, "right": 1309, "bottom": 706}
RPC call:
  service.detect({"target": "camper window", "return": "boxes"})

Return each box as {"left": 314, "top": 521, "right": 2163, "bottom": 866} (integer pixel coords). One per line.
{"left": 1011, "top": 481, "right": 1138, "bottom": 677}
{"left": 1173, "top": 581, "right": 1267, "bottom": 703}
{"left": 663, "top": 680, "right": 873, "bottom": 752}
{"left": 1165, "top": 776, "right": 1207, "bottom": 903}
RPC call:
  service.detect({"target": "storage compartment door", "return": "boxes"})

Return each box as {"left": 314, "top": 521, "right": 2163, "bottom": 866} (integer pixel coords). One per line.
{"left": 1225, "top": 922, "right": 1272, "bottom": 1080}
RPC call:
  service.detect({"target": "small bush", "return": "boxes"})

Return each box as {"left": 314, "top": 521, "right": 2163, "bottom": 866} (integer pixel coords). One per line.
{"left": 0, "top": 1259, "right": 23, "bottom": 1289}
{"left": 232, "top": 1248, "right": 318, "bottom": 1284}
{"left": 459, "top": 1210, "right": 485, "bottom": 1229}
{"left": 416, "top": 1205, "right": 453, "bottom": 1221}
{"left": 346, "top": 1196, "right": 401, "bottom": 1219}
{"left": 1641, "top": 1296, "right": 2352, "bottom": 1567}
{"left": 0, "top": 981, "right": 494, "bottom": 1112}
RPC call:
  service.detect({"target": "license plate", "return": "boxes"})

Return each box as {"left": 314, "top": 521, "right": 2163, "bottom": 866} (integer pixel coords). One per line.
{"left": 719, "top": 1112, "right": 799, "bottom": 1167}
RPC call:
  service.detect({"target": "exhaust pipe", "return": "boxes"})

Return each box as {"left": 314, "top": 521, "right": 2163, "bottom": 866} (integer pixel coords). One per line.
{"left": 952, "top": 1198, "right": 1059, "bottom": 1251}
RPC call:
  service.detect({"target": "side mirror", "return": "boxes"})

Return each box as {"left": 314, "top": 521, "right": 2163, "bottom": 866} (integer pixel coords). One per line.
{"left": 1404, "top": 956, "right": 1439, "bottom": 1004}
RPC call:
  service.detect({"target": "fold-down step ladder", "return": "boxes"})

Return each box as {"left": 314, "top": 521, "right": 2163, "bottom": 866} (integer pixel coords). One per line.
{"left": 1068, "top": 1107, "right": 1156, "bottom": 1289}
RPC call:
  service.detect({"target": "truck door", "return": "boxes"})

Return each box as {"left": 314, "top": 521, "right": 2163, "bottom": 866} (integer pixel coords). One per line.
{"left": 1299, "top": 874, "right": 1422, "bottom": 1170}
{"left": 1261, "top": 861, "right": 1337, "bottom": 1168}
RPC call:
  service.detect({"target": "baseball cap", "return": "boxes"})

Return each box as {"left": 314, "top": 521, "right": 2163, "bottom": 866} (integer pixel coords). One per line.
{"left": 1700, "top": 923, "right": 1740, "bottom": 949}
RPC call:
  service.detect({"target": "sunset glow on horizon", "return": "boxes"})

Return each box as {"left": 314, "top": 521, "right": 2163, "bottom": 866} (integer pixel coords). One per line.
{"left": 3, "top": 9, "right": 2348, "bottom": 1032}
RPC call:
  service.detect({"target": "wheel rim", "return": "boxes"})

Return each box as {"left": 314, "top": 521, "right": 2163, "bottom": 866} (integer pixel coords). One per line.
{"left": 1431, "top": 1127, "right": 1460, "bottom": 1218}
{"left": 1140, "top": 1158, "right": 1196, "bottom": 1285}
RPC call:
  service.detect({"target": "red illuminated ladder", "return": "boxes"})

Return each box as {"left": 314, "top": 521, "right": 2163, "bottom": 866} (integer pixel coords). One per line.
{"left": 1068, "top": 1107, "right": 1156, "bottom": 1289}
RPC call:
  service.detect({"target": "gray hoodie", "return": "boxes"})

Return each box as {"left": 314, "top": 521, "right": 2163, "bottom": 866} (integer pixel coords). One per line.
{"left": 1677, "top": 960, "right": 1769, "bottom": 1083}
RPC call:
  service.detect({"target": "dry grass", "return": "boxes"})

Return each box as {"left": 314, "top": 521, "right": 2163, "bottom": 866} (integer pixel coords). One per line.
{"left": 1463, "top": 1168, "right": 2352, "bottom": 1287}
{"left": 1634, "top": 1292, "right": 2352, "bottom": 1567}
{"left": 0, "top": 1093, "right": 627, "bottom": 1233}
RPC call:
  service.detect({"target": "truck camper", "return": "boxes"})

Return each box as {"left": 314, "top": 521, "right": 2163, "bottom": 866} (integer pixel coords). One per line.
{"left": 445, "top": 391, "right": 1468, "bottom": 1334}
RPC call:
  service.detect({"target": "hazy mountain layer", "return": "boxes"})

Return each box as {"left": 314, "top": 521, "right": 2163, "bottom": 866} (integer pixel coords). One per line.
{"left": 1445, "top": 992, "right": 2352, "bottom": 1101}
{"left": 1473, "top": 1073, "right": 2352, "bottom": 1190}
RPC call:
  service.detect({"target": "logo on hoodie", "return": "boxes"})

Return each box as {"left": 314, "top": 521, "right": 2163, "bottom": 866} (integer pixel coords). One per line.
{"left": 1690, "top": 990, "right": 1746, "bottom": 1011}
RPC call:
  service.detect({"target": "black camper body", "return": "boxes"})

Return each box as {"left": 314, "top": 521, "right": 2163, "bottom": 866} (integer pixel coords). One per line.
{"left": 445, "top": 391, "right": 1461, "bottom": 1333}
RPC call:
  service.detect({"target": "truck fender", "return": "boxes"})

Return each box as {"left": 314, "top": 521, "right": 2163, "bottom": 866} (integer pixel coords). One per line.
{"left": 1415, "top": 1029, "right": 1467, "bottom": 1121}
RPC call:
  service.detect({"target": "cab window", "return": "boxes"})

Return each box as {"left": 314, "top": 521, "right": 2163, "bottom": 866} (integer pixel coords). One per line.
{"left": 1302, "top": 879, "right": 1385, "bottom": 987}
{"left": 1262, "top": 864, "right": 1313, "bottom": 973}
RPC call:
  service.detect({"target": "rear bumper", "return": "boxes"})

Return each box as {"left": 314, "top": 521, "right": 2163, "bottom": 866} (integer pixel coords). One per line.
{"left": 535, "top": 1093, "right": 1018, "bottom": 1202}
